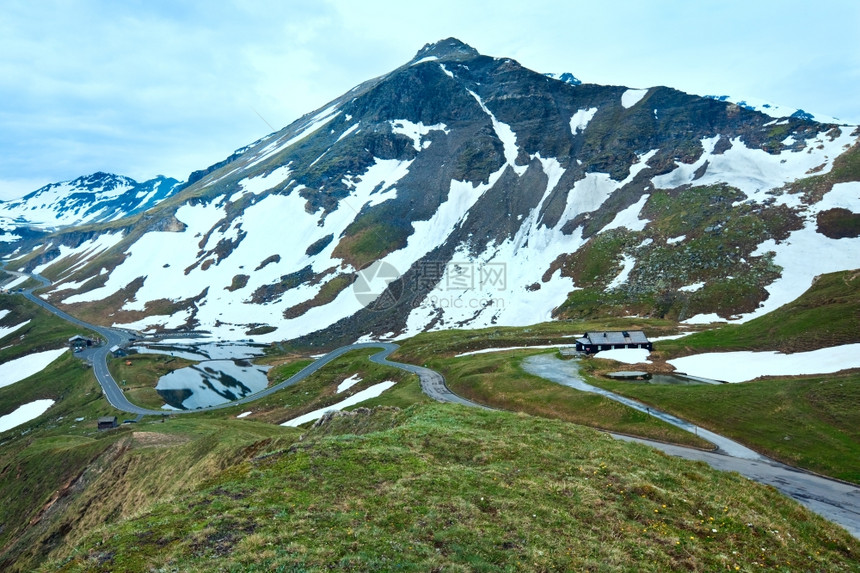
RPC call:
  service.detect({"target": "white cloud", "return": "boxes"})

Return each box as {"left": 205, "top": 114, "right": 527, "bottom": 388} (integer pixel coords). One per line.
{"left": 0, "top": 0, "right": 857, "bottom": 198}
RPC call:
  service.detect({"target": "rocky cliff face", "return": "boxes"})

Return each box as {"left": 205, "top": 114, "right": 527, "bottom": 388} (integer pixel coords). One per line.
{"left": 8, "top": 38, "right": 859, "bottom": 345}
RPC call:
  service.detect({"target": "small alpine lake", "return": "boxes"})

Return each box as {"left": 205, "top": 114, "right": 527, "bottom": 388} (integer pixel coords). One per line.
{"left": 131, "top": 342, "right": 271, "bottom": 410}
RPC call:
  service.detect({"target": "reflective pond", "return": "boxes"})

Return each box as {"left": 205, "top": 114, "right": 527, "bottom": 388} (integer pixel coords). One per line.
{"left": 132, "top": 342, "right": 271, "bottom": 410}
{"left": 624, "top": 373, "right": 722, "bottom": 386}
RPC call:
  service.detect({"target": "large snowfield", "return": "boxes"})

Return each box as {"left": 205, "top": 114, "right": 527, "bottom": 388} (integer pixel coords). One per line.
{"left": 595, "top": 343, "right": 860, "bottom": 382}
{"left": 0, "top": 348, "right": 67, "bottom": 388}
{"left": 668, "top": 344, "right": 860, "bottom": 383}
{"left": 0, "top": 399, "right": 55, "bottom": 433}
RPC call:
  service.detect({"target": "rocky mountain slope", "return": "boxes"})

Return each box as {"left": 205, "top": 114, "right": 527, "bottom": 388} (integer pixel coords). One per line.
{"left": 4, "top": 38, "right": 859, "bottom": 345}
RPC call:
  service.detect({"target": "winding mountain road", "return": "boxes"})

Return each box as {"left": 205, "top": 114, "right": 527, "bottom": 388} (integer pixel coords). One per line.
{"left": 521, "top": 353, "right": 860, "bottom": 539}
{"left": 7, "top": 271, "right": 482, "bottom": 414}
{"left": 5, "top": 268, "right": 857, "bottom": 538}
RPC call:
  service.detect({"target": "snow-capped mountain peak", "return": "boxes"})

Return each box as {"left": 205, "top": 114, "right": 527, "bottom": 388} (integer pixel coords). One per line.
{"left": 0, "top": 173, "right": 183, "bottom": 231}
{"left": 6, "top": 39, "right": 859, "bottom": 348}
{"left": 544, "top": 72, "right": 582, "bottom": 86}
{"left": 704, "top": 94, "right": 843, "bottom": 124}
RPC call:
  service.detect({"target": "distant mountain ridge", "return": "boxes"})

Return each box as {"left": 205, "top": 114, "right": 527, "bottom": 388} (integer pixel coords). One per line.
{"left": 0, "top": 172, "right": 182, "bottom": 233}
{"left": 3, "top": 38, "right": 858, "bottom": 347}
{"left": 703, "top": 94, "right": 843, "bottom": 124}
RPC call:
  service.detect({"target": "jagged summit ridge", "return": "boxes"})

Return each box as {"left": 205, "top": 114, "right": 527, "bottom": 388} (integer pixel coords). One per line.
{"left": 412, "top": 37, "right": 480, "bottom": 62}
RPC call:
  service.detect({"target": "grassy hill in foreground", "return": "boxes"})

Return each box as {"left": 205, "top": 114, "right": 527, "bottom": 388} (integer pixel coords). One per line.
{"left": 2, "top": 294, "right": 859, "bottom": 570}
{"left": 585, "top": 367, "right": 860, "bottom": 483}
{"left": 43, "top": 405, "right": 856, "bottom": 572}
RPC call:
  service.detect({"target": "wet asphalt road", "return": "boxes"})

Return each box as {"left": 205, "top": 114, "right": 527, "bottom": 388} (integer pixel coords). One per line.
{"left": 13, "top": 277, "right": 481, "bottom": 414}
{"left": 521, "top": 353, "right": 860, "bottom": 539}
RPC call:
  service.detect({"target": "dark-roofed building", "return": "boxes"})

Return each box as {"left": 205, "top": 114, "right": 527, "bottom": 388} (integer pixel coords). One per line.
{"left": 97, "top": 416, "right": 118, "bottom": 430}
{"left": 69, "top": 335, "right": 94, "bottom": 351}
{"left": 574, "top": 330, "right": 652, "bottom": 354}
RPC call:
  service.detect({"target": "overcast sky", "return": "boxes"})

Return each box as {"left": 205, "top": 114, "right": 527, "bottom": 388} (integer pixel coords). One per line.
{"left": 1, "top": 0, "right": 858, "bottom": 199}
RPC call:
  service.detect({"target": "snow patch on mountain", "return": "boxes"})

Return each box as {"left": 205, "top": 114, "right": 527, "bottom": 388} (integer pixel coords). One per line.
{"left": 389, "top": 120, "right": 449, "bottom": 151}
{"left": 733, "top": 181, "right": 860, "bottom": 323}
{"left": 63, "top": 202, "right": 226, "bottom": 308}
{"left": 241, "top": 106, "right": 341, "bottom": 173}
{"left": 393, "top": 167, "right": 510, "bottom": 272}
{"left": 336, "top": 374, "right": 362, "bottom": 393}
{"left": 704, "top": 94, "right": 843, "bottom": 124}
{"left": 600, "top": 194, "right": 650, "bottom": 233}
{"left": 668, "top": 343, "right": 860, "bottom": 382}
{"left": 468, "top": 90, "right": 527, "bottom": 175}
{"left": 2, "top": 276, "right": 28, "bottom": 290}
{"left": 653, "top": 130, "right": 855, "bottom": 198}
{"left": 0, "top": 399, "right": 55, "bottom": 433}
{"left": 237, "top": 165, "right": 293, "bottom": 196}
{"left": 411, "top": 56, "right": 438, "bottom": 65}
{"left": 281, "top": 381, "right": 396, "bottom": 427}
{"left": 0, "top": 318, "right": 29, "bottom": 339}
{"left": 39, "top": 233, "right": 124, "bottom": 284}
{"left": 596, "top": 347, "right": 652, "bottom": 364}
{"left": 336, "top": 123, "right": 360, "bottom": 142}
{"left": 0, "top": 348, "right": 67, "bottom": 388}
{"left": 570, "top": 107, "right": 598, "bottom": 134}
{"left": 606, "top": 254, "right": 636, "bottom": 290}
{"left": 399, "top": 158, "right": 585, "bottom": 336}
{"left": 621, "top": 89, "right": 648, "bottom": 108}
{"left": 343, "top": 158, "right": 414, "bottom": 208}
{"left": 560, "top": 150, "right": 657, "bottom": 222}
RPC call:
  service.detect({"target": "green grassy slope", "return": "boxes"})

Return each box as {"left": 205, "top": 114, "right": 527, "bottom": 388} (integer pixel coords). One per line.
{"left": 433, "top": 349, "right": 711, "bottom": 449}
{"left": 44, "top": 405, "right": 856, "bottom": 572}
{"left": 586, "top": 369, "right": 860, "bottom": 483}
{"left": 654, "top": 269, "right": 860, "bottom": 358}
{"left": 0, "top": 294, "right": 99, "bottom": 363}
{"left": 1, "top": 417, "right": 293, "bottom": 572}
{"left": 2, "top": 293, "right": 859, "bottom": 569}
